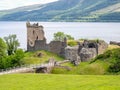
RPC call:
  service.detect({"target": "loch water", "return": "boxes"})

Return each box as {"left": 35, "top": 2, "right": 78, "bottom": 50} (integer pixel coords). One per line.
{"left": 0, "top": 22, "right": 120, "bottom": 49}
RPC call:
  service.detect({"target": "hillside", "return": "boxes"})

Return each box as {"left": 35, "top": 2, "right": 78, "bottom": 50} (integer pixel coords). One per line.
{"left": 23, "top": 46, "right": 120, "bottom": 75}
{"left": 0, "top": 0, "right": 120, "bottom": 22}
{"left": 51, "top": 46, "right": 120, "bottom": 75}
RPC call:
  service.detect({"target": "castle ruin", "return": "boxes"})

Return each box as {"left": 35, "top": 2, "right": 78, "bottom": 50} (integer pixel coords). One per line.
{"left": 26, "top": 22, "right": 108, "bottom": 65}
{"left": 26, "top": 21, "right": 67, "bottom": 56}
{"left": 65, "top": 40, "right": 108, "bottom": 65}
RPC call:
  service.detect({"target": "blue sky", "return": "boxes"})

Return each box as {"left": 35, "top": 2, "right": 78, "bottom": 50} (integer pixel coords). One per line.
{"left": 0, "top": 0, "right": 58, "bottom": 10}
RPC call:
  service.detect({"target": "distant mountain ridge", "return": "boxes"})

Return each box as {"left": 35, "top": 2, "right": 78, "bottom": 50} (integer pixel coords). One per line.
{"left": 0, "top": 0, "right": 120, "bottom": 22}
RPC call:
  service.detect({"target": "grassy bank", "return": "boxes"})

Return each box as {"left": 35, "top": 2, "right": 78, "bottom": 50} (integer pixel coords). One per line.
{"left": 23, "top": 50, "right": 64, "bottom": 64}
{"left": 0, "top": 74, "right": 120, "bottom": 90}
{"left": 51, "top": 60, "right": 109, "bottom": 75}
{"left": 52, "top": 47, "right": 120, "bottom": 75}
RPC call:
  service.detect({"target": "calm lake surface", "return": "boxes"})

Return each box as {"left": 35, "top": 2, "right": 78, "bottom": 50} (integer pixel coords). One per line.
{"left": 0, "top": 22, "right": 120, "bottom": 49}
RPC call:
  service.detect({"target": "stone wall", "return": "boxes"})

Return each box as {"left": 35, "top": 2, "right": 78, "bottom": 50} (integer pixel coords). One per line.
{"left": 48, "top": 41, "right": 66, "bottom": 56}
{"left": 65, "top": 46, "right": 79, "bottom": 60}
{"left": 26, "top": 22, "right": 67, "bottom": 56}
{"left": 65, "top": 40, "right": 108, "bottom": 63}
{"left": 65, "top": 46, "right": 80, "bottom": 65}
{"left": 98, "top": 40, "right": 108, "bottom": 55}
{"left": 110, "top": 41, "right": 120, "bottom": 46}
{"left": 79, "top": 48, "right": 97, "bottom": 62}
{"left": 65, "top": 46, "right": 97, "bottom": 62}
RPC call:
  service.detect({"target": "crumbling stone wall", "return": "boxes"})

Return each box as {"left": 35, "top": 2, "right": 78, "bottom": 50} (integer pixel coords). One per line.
{"left": 48, "top": 40, "right": 66, "bottom": 56}
{"left": 79, "top": 48, "right": 97, "bottom": 62}
{"left": 110, "top": 41, "right": 120, "bottom": 46}
{"left": 65, "top": 46, "right": 80, "bottom": 65}
{"left": 26, "top": 22, "right": 67, "bottom": 56}
{"left": 98, "top": 41, "right": 108, "bottom": 54}
{"left": 65, "top": 40, "right": 108, "bottom": 63}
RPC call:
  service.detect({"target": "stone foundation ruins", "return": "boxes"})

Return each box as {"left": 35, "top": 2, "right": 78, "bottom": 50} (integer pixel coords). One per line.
{"left": 65, "top": 40, "right": 108, "bottom": 65}
{"left": 26, "top": 22, "right": 108, "bottom": 65}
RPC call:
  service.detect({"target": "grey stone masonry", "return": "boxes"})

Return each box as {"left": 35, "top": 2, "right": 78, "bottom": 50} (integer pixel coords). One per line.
{"left": 65, "top": 40, "right": 108, "bottom": 64}
{"left": 26, "top": 22, "right": 67, "bottom": 57}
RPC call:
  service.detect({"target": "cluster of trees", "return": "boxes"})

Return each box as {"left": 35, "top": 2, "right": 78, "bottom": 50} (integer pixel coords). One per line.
{"left": 53, "top": 32, "right": 74, "bottom": 41}
{"left": 0, "top": 35, "right": 24, "bottom": 69}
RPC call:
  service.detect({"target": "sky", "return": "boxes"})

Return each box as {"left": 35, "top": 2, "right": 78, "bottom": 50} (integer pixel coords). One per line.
{"left": 0, "top": 0, "right": 58, "bottom": 10}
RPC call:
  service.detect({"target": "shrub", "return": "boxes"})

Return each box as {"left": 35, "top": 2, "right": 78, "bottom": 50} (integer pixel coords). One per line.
{"left": 0, "top": 49, "right": 25, "bottom": 69}
{"left": 67, "top": 40, "right": 78, "bottom": 46}
{"left": 111, "top": 49, "right": 120, "bottom": 60}
{"left": 108, "top": 61, "right": 120, "bottom": 73}
{"left": 14, "top": 49, "right": 25, "bottom": 60}
{"left": 90, "top": 48, "right": 120, "bottom": 74}
{"left": 94, "top": 49, "right": 114, "bottom": 60}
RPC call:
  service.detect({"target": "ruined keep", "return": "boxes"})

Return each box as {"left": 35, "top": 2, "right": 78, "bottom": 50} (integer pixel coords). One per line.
{"left": 26, "top": 22, "right": 67, "bottom": 56}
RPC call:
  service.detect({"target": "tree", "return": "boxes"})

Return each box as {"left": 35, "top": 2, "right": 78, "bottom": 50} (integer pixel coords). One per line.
{"left": 53, "top": 32, "right": 65, "bottom": 41}
{"left": 0, "top": 38, "right": 6, "bottom": 58}
{"left": 4, "top": 34, "right": 20, "bottom": 55}
{"left": 10, "top": 49, "right": 25, "bottom": 67}
{"left": 53, "top": 32, "right": 74, "bottom": 41}
{"left": 0, "top": 38, "right": 7, "bottom": 69}
{"left": 66, "top": 34, "right": 74, "bottom": 40}
{"left": 0, "top": 49, "right": 25, "bottom": 69}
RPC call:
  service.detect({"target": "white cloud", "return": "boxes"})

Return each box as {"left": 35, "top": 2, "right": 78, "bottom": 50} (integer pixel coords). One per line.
{"left": 0, "top": 0, "right": 58, "bottom": 10}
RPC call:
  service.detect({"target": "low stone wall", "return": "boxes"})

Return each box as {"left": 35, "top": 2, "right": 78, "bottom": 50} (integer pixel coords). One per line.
{"left": 110, "top": 41, "right": 120, "bottom": 46}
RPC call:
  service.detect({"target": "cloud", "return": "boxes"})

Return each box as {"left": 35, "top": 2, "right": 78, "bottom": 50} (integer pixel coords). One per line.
{"left": 0, "top": 0, "right": 58, "bottom": 10}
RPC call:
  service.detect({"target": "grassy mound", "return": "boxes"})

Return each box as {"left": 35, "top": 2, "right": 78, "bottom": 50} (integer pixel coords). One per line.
{"left": 51, "top": 61, "right": 109, "bottom": 75}
{"left": 22, "top": 50, "right": 64, "bottom": 65}
{"left": 0, "top": 74, "right": 120, "bottom": 90}
{"left": 108, "top": 45, "right": 120, "bottom": 50}
{"left": 94, "top": 48, "right": 120, "bottom": 74}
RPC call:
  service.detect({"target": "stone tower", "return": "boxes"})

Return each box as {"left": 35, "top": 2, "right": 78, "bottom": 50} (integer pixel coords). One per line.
{"left": 26, "top": 21, "right": 46, "bottom": 51}
{"left": 26, "top": 22, "right": 67, "bottom": 57}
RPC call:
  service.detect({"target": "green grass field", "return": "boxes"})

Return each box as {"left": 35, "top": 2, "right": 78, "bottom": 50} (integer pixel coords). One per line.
{"left": 0, "top": 74, "right": 120, "bottom": 90}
